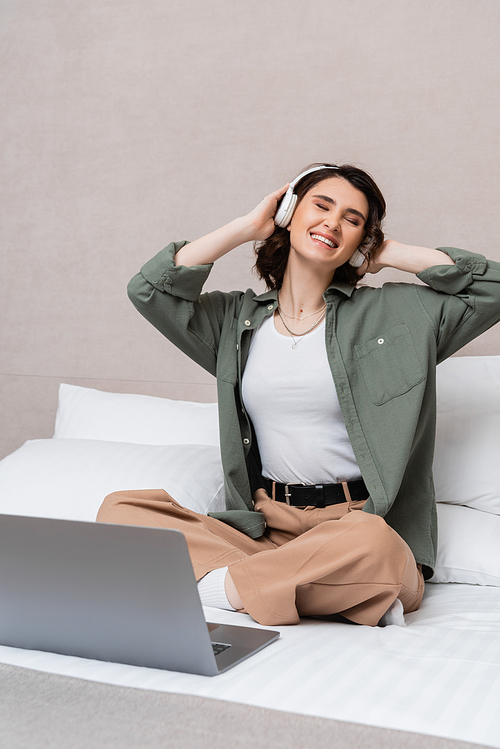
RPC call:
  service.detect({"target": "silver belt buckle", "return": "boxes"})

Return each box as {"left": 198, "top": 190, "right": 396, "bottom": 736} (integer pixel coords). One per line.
{"left": 284, "top": 482, "right": 305, "bottom": 506}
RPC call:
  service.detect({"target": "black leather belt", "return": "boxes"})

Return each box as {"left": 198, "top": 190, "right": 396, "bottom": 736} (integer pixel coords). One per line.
{"left": 262, "top": 477, "right": 368, "bottom": 508}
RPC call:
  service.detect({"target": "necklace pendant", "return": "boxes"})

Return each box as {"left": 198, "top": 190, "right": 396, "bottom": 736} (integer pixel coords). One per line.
{"left": 292, "top": 341, "right": 299, "bottom": 350}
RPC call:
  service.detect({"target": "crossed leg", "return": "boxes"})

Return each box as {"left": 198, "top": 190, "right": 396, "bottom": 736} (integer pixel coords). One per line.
{"left": 97, "top": 489, "right": 424, "bottom": 627}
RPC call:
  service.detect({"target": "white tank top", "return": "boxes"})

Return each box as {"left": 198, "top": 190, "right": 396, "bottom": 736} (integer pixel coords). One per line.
{"left": 241, "top": 314, "right": 361, "bottom": 485}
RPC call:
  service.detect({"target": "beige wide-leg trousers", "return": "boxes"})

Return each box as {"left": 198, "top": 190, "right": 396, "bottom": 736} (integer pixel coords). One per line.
{"left": 97, "top": 489, "right": 424, "bottom": 627}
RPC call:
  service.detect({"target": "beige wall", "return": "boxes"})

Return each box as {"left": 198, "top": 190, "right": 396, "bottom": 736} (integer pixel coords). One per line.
{"left": 2, "top": 0, "right": 500, "bottom": 459}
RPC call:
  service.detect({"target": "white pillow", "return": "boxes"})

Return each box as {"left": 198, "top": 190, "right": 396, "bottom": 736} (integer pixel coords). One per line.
{"left": 54, "top": 384, "right": 219, "bottom": 446}
{"left": 0, "top": 439, "right": 225, "bottom": 522}
{"left": 429, "top": 503, "right": 500, "bottom": 586}
{"left": 434, "top": 356, "right": 500, "bottom": 514}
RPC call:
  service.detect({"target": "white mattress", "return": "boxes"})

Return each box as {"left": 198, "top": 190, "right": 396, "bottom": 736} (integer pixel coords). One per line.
{"left": 1, "top": 582, "right": 499, "bottom": 748}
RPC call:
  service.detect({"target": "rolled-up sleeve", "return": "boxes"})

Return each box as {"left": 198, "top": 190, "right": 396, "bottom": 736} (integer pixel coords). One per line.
{"left": 132, "top": 241, "right": 213, "bottom": 301}
{"left": 416, "top": 247, "right": 500, "bottom": 360}
{"left": 127, "top": 242, "right": 226, "bottom": 376}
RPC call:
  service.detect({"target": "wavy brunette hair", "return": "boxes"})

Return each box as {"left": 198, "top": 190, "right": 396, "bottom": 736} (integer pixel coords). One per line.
{"left": 254, "top": 163, "right": 386, "bottom": 290}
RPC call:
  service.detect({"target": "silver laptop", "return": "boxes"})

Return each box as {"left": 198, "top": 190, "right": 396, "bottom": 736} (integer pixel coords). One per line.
{"left": 0, "top": 514, "right": 279, "bottom": 676}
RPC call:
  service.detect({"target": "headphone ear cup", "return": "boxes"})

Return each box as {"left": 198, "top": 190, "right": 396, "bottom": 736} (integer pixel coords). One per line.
{"left": 348, "top": 248, "right": 366, "bottom": 268}
{"left": 274, "top": 191, "right": 297, "bottom": 228}
{"left": 275, "top": 164, "right": 338, "bottom": 228}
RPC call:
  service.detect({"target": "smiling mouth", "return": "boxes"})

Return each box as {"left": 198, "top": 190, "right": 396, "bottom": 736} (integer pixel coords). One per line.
{"left": 310, "top": 233, "right": 338, "bottom": 249}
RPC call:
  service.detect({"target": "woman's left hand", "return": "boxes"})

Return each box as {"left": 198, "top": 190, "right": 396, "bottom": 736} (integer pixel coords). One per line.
{"left": 356, "top": 239, "right": 395, "bottom": 275}
{"left": 357, "top": 240, "right": 455, "bottom": 276}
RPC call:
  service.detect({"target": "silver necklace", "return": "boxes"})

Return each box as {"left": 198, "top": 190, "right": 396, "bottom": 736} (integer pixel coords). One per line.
{"left": 277, "top": 290, "right": 326, "bottom": 321}
{"left": 276, "top": 306, "right": 326, "bottom": 349}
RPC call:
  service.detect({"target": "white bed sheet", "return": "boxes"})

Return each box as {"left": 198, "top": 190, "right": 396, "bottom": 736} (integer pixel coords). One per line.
{"left": 1, "top": 583, "right": 499, "bottom": 748}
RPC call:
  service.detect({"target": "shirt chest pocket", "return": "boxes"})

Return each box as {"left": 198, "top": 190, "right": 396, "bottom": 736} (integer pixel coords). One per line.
{"left": 354, "top": 324, "right": 425, "bottom": 405}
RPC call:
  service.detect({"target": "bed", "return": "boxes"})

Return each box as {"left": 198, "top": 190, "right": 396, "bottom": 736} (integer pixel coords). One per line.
{"left": 0, "top": 355, "right": 499, "bottom": 749}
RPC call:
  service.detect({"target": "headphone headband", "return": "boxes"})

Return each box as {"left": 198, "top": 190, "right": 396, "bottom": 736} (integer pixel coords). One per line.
{"left": 288, "top": 165, "right": 338, "bottom": 189}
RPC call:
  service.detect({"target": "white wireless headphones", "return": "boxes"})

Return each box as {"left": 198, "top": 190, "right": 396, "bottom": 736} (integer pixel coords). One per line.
{"left": 274, "top": 165, "right": 366, "bottom": 268}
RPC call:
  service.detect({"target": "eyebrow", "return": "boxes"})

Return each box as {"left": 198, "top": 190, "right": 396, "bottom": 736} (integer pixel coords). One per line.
{"left": 312, "top": 194, "right": 367, "bottom": 223}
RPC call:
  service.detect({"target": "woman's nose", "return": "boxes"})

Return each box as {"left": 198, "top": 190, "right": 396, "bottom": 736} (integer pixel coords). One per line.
{"left": 324, "top": 213, "right": 340, "bottom": 231}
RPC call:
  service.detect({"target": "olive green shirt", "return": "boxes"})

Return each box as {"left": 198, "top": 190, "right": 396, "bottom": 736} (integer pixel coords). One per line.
{"left": 128, "top": 242, "right": 500, "bottom": 578}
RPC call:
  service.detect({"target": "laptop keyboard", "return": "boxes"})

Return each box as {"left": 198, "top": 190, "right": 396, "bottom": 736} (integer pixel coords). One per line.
{"left": 212, "top": 642, "right": 231, "bottom": 656}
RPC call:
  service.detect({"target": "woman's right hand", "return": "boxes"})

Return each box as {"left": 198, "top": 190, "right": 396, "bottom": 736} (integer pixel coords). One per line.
{"left": 243, "top": 183, "right": 289, "bottom": 242}
{"left": 174, "top": 183, "right": 289, "bottom": 268}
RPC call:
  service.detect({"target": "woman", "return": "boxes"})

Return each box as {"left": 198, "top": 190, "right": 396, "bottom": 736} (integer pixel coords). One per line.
{"left": 98, "top": 163, "right": 500, "bottom": 627}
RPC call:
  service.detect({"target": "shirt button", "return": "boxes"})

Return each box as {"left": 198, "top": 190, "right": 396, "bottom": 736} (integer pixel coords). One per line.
{"left": 243, "top": 438, "right": 250, "bottom": 445}
{"left": 245, "top": 320, "right": 251, "bottom": 326}
{"left": 377, "top": 338, "right": 384, "bottom": 345}
{"left": 236, "top": 343, "right": 239, "bottom": 350}
{"left": 267, "top": 304, "right": 274, "bottom": 310}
